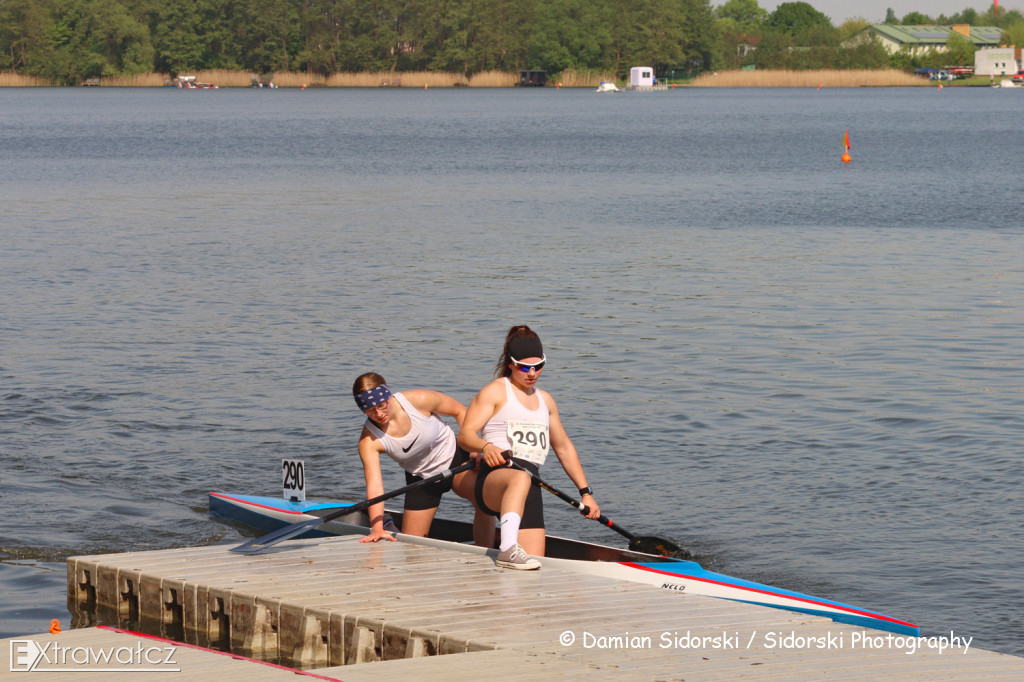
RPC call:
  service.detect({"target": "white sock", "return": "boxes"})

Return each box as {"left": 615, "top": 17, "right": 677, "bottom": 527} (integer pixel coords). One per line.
{"left": 498, "top": 512, "right": 522, "bottom": 551}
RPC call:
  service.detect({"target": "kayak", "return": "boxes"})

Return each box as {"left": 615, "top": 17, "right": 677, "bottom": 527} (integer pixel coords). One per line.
{"left": 208, "top": 491, "right": 920, "bottom": 637}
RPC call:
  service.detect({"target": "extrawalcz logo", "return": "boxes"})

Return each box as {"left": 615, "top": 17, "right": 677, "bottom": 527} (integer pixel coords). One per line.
{"left": 10, "top": 637, "right": 180, "bottom": 673}
{"left": 10, "top": 640, "right": 44, "bottom": 672}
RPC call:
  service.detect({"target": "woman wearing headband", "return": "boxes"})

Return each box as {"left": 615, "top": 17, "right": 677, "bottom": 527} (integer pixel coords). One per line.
{"left": 458, "top": 325, "right": 600, "bottom": 569}
{"left": 352, "top": 373, "right": 488, "bottom": 544}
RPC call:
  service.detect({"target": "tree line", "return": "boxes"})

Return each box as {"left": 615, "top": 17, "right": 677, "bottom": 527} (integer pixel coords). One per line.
{"left": 0, "top": 0, "right": 721, "bottom": 84}
{"left": 717, "top": 1, "right": 1024, "bottom": 72}
{"left": 1, "top": 0, "right": 1022, "bottom": 85}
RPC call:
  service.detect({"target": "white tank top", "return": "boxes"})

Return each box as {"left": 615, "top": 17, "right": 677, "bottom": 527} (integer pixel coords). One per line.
{"left": 364, "top": 392, "right": 456, "bottom": 478}
{"left": 481, "top": 378, "right": 550, "bottom": 456}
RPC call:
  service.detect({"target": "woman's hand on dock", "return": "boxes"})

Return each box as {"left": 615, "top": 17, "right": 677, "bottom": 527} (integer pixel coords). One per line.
{"left": 359, "top": 528, "right": 396, "bottom": 543}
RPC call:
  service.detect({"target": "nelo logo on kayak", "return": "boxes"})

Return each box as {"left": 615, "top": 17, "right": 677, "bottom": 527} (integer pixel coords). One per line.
{"left": 661, "top": 583, "right": 687, "bottom": 592}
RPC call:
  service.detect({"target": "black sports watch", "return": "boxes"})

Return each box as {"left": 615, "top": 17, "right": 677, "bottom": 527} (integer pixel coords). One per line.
{"left": 578, "top": 486, "right": 594, "bottom": 497}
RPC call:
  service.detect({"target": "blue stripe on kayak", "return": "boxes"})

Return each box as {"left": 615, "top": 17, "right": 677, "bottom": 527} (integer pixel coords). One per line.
{"left": 208, "top": 493, "right": 341, "bottom": 538}
{"left": 210, "top": 492, "right": 355, "bottom": 514}
{"left": 624, "top": 562, "right": 919, "bottom": 636}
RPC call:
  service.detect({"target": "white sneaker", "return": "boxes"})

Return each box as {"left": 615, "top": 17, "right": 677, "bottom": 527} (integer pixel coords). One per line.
{"left": 495, "top": 543, "right": 540, "bottom": 570}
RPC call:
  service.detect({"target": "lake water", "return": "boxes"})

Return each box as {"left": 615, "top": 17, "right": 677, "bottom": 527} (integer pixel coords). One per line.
{"left": 1, "top": 86, "right": 1021, "bottom": 657}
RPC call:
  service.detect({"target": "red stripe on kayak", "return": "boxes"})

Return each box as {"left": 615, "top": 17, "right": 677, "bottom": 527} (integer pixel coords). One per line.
{"left": 97, "top": 626, "right": 342, "bottom": 680}
{"left": 620, "top": 562, "right": 918, "bottom": 629}
{"left": 209, "top": 492, "right": 311, "bottom": 516}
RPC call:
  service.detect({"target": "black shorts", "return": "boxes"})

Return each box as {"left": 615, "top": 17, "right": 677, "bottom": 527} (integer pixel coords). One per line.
{"left": 403, "top": 446, "right": 471, "bottom": 511}
{"left": 474, "top": 457, "right": 544, "bottom": 530}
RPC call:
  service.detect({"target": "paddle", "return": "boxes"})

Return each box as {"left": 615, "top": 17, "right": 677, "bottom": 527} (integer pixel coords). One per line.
{"left": 230, "top": 460, "right": 475, "bottom": 555}
{"left": 507, "top": 459, "right": 690, "bottom": 559}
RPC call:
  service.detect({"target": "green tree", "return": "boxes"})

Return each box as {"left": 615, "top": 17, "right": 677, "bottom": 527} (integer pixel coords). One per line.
{"left": 611, "top": 0, "right": 717, "bottom": 77}
{"left": 1001, "top": 21, "right": 1024, "bottom": 48}
{"left": 294, "top": 0, "right": 341, "bottom": 75}
{"left": 945, "top": 31, "right": 975, "bottom": 66}
{"left": 767, "top": 1, "right": 832, "bottom": 33}
{"left": 838, "top": 17, "right": 870, "bottom": 42}
{"left": 31, "top": 0, "right": 153, "bottom": 83}
{"left": 151, "top": 0, "right": 227, "bottom": 73}
{"left": 526, "top": 0, "right": 614, "bottom": 74}
{"left": 230, "top": 0, "right": 302, "bottom": 73}
{"left": 840, "top": 38, "right": 888, "bottom": 68}
{"left": 1000, "top": 10, "right": 1024, "bottom": 26}
{"left": 900, "top": 12, "right": 932, "bottom": 24}
{"left": 716, "top": 0, "right": 767, "bottom": 30}
{"left": 467, "top": 0, "right": 537, "bottom": 73}
{"left": 0, "top": 0, "right": 53, "bottom": 72}
{"left": 945, "top": 9, "right": 978, "bottom": 25}
{"left": 716, "top": 0, "right": 767, "bottom": 68}
{"left": 422, "top": 0, "right": 473, "bottom": 74}
{"left": 978, "top": 3, "right": 1024, "bottom": 27}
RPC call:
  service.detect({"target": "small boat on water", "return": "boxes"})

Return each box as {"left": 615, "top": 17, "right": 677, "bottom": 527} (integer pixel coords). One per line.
{"left": 209, "top": 491, "right": 920, "bottom": 637}
{"left": 595, "top": 81, "right": 620, "bottom": 93}
{"left": 173, "top": 75, "right": 218, "bottom": 89}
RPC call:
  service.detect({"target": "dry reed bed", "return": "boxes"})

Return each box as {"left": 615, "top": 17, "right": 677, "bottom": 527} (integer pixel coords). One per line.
{"left": 0, "top": 72, "right": 52, "bottom": 86}
{"left": 691, "top": 69, "right": 924, "bottom": 87}
{"left": 98, "top": 73, "right": 168, "bottom": 86}
{"left": 107, "top": 69, "right": 521, "bottom": 88}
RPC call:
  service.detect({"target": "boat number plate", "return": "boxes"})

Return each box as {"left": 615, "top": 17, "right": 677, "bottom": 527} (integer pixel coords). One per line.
{"left": 282, "top": 459, "right": 305, "bottom": 501}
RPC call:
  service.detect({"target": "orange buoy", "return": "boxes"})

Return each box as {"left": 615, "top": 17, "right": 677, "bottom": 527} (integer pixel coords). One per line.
{"left": 842, "top": 129, "right": 851, "bottom": 163}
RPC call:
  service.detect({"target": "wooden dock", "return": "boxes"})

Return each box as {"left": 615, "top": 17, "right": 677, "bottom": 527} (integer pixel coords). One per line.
{"left": 47, "top": 535, "right": 1024, "bottom": 679}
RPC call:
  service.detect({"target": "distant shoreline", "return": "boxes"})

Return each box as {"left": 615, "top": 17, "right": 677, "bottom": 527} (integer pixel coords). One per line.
{"left": 0, "top": 68, "right": 942, "bottom": 89}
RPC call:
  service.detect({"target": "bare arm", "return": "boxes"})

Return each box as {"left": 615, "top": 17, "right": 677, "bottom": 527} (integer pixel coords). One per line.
{"left": 456, "top": 380, "right": 508, "bottom": 467}
{"left": 357, "top": 429, "right": 396, "bottom": 542}
{"left": 544, "top": 391, "right": 600, "bottom": 519}
{"left": 402, "top": 389, "right": 467, "bottom": 429}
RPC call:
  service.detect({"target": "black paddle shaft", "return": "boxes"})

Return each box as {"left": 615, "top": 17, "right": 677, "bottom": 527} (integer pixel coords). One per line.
{"left": 230, "top": 460, "right": 475, "bottom": 555}
{"left": 506, "top": 459, "right": 689, "bottom": 558}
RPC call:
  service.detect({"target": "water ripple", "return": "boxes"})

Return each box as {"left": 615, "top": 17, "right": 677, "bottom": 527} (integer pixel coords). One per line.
{"left": 1, "top": 88, "right": 1021, "bottom": 655}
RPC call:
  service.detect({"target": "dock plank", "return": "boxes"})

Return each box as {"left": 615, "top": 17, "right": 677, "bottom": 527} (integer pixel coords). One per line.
{"left": 59, "top": 535, "right": 1024, "bottom": 679}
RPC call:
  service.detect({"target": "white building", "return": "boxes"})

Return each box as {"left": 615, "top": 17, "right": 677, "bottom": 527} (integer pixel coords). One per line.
{"left": 975, "top": 46, "right": 1021, "bottom": 76}
{"left": 629, "top": 67, "right": 655, "bottom": 88}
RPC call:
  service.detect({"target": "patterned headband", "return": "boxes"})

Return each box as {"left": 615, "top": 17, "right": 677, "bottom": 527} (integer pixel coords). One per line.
{"left": 355, "top": 384, "right": 392, "bottom": 411}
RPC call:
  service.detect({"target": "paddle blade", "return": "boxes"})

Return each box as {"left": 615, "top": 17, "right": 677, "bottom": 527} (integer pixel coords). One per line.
{"left": 628, "top": 535, "right": 692, "bottom": 560}
{"left": 230, "top": 517, "right": 323, "bottom": 554}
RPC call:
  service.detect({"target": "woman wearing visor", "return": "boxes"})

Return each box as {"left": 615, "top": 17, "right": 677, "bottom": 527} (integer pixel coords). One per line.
{"left": 458, "top": 325, "right": 600, "bottom": 569}
{"left": 352, "top": 373, "right": 489, "bottom": 544}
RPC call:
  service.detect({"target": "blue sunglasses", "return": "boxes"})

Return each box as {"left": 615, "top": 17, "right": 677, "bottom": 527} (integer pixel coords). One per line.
{"left": 513, "top": 360, "right": 545, "bottom": 373}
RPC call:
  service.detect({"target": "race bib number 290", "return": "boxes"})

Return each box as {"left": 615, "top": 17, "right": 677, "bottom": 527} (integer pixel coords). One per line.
{"left": 507, "top": 420, "right": 549, "bottom": 465}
